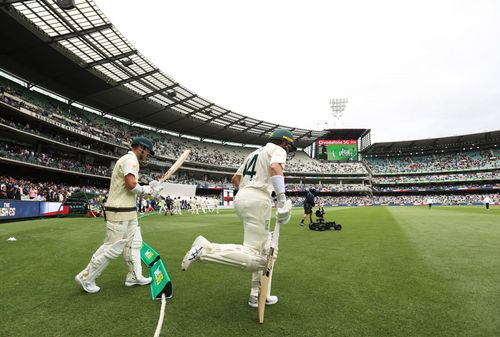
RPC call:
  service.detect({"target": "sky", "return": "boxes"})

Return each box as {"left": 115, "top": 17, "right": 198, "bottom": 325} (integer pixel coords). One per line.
{"left": 95, "top": 0, "right": 500, "bottom": 144}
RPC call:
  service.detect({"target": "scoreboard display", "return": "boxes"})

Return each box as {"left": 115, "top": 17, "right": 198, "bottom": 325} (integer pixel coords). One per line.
{"left": 317, "top": 139, "right": 358, "bottom": 161}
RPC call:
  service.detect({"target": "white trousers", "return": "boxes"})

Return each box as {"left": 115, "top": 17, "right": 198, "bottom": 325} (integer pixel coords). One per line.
{"left": 198, "top": 188, "right": 275, "bottom": 297}
{"left": 178, "top": 205, "right": 183, "bottom": 214}
{"left": 236, "top": 188, "right": 274, "bottom": 297}
{"left": 78, "top": 219, "right": 144, "bottom": 283}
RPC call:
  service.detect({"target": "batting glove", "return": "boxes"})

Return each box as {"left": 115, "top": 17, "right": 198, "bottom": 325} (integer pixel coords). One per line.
{"left": 147, "top": 180, "right": 164, "bottom": 195}
{"left": 276, "top": 199, "right": 292, "bottom": 224}
{"left": 141, "top": 185, "right": 152, "bottom": 195}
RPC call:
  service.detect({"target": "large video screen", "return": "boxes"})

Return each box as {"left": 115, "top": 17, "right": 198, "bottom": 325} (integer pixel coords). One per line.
{"left": 317, "top": 140, "right": 358, "bottom": 161}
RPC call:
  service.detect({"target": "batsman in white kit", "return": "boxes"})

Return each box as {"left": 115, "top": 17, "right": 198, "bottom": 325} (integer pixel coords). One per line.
{"left": 181, "top": 129, "right": 295, "bottom": 307}
{"left": 75, "top": 137, "right": 163, "bottom": 293}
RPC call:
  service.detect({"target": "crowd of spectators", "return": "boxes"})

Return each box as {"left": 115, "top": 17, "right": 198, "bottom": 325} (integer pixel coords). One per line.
{"left": 372, "top": 171, "right": 500, "bottom": 184}
{"left": 1, "top": 75, "right": 499, "bottom": 194}
{"left": 366, "top": 150, "right": 499, "bottom": 174}
{"left": 286, "top": 183, "right": 370, "bottom": 192}
{"left": 0, "top": 142, "right": 112, "bottom": 177}
{"left": 0, "top": 175, "right": 107, "bottom": 201}
{"left": 0, "top": 115, "right": 120, "bottom": 157}
{"left": 2, "top": 172, "right": 498, "bottom": 210}
{"left": 286, "top": 152, "right": 367, "bottom": 174}
{"left": 1, "top": 78, "right": 370, "bottom": 175}
{"left": 290, "top": 194, "right": 498, "bottom": 206}
{"left": 373, "top": 183, "right": 500, "bottom": 192}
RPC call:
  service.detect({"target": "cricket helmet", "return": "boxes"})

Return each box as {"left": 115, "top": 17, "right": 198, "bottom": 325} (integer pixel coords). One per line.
{"left": 269, "top": 129, "right": 297, "bottom": 152}
{"left": 131, "top": 137, "right": 155, "bottom": 156}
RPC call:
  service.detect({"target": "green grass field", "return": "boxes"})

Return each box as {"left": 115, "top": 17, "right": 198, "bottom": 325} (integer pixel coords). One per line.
{"left": 1, "top": 206, "right": 500, "bottom": 337}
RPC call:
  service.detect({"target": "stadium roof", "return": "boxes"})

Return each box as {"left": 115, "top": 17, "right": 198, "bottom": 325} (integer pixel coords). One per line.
{"left": 0, "top": 0, "right": 325, "bottom": 148}
{"left": 362, "top": 130, "right": 500, "bottom": 155}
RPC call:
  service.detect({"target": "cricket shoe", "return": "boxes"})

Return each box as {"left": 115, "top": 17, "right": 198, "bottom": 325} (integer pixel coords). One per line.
{"left": 125, "top": 274, "right": 152, "bottom": 287}
{"left": 75, "top": 274, "right": 100, "bottom": 294}
{"left": 181, "top": 235, "right": 209, "bottom": 271}
{"left": 248, "top": 295, "right": 279, "bottom": 308}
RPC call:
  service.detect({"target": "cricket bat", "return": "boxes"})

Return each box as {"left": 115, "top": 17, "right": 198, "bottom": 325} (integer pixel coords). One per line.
{"left": 159, "top": 149, "right": 190, "bottom": 182}
{"left": 258, "top": 219, "right": 281, "bottom": 324}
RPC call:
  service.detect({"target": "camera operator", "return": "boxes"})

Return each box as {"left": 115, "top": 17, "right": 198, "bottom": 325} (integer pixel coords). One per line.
{"left": 300, "top": 188, "right": 316, "bottom": 226}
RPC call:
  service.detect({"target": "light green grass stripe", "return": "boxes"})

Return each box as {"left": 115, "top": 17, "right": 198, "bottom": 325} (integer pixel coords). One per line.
{"left": 388, "top": 206, "right": 500, "bottom": 337}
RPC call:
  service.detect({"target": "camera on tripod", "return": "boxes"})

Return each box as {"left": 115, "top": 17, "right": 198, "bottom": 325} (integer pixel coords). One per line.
{"left": 308, "top": 206, "right": 342, "bottom": 231}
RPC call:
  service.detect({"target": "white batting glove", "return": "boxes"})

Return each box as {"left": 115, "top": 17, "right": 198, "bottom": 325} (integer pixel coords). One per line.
{"left": 149, "top": 180, "right": 160, "bottom": 188}
{"left": 132, "top": 181, "right": 162, "bottom": 195}
{"left": 276, "top": 193, "right": 286, "bottom": 208}
{"left": 149, "top": 180, "right": 163, "bottom": 192}
{"left": 132, "top": 183, "right": 149, "bottom": 195}
{"left": 141, "top": 185, "right": 152, "bottom": 195}
{"left": 276, "top": 197, "right": 292, "bottom": 225}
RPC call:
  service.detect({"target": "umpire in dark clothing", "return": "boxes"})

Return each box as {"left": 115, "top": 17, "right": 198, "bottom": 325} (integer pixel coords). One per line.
{"left": 300, "top": 188, "right": 316, "bottom": 226}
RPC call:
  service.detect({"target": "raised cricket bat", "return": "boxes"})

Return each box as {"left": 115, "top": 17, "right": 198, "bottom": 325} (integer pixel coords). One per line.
{"left": 258, "top": 220, "right": 281, "bottom": 324}
{"left": 159, "top": 149, "right": 190, "bottom": 182}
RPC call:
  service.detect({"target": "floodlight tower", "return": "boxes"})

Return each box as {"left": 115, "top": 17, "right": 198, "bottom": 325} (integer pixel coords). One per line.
{"left": 329, "top": 98, "right": 348, "bottom": 128}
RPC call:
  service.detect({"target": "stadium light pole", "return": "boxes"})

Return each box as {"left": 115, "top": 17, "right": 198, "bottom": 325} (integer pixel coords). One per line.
{"left": 329, "top": 98, "right": 348, "bottom": 128}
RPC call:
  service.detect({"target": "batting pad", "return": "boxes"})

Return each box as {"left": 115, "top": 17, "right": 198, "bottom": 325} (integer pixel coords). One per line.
{"left": 149, "top": 259, "right": 173, "bottom": 300}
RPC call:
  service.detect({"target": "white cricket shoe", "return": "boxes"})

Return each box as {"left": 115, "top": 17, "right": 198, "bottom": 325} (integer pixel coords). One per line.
{"left": 75, "top": 274, "right": 100, "bottom": 293}
{"left": 181, "top": 246, "right": 203, "bottom": 271}
{"left": 248, "top": 295, "right": 279, "bottom": 308}
{"left": 181, "top": 235, "right": 209, "bottom": 271}
{"left": 125, "top": 274, "right": 152, "bottom": 287}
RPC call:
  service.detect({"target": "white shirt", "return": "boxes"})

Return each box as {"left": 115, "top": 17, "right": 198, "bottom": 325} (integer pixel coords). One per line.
{"left": 235, "top": 142, "right": 287, "bottom": 195}
{"left": 106, "top": 151, "right": 139, "bottom": 221}
{"left": 122, "top": 151, "right": 140, "bottom": 178}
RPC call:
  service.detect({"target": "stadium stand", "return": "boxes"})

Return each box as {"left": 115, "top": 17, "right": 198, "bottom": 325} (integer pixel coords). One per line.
{"left": 1, "top": 72, "right": 499, "bottom": 210}
{"left": 0, "top": 0, "right": 498, "bottom": 214}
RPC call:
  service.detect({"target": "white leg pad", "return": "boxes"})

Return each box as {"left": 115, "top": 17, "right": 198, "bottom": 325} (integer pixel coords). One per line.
{"left": 250, "top": 259, "right": 276, "bottom": 297}
{"left": 124, "top": 226, "right": 144, "bottom": 279}
{"left": 250, "top": 234, "right": 278, "bottom": 297}
{"left": 199, "top": 243, "right": 266, "bottom": 272}
{"left": 250, "top": 270, "right": 262, "bottom": 297}
{"left": 79, "top": 238, "right": 128, "bottom": 282}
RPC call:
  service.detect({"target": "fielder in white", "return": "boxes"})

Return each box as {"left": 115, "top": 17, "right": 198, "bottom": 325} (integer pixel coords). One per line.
{"left": 188, "top": 197, "right": 198, "bottom": 214}
{"left": 207, "top": 197, "right": 219, "bottom": 214}
{"left": 194, "top": 197, "right": 201, "bottom": 214}
{"left": 75, "top": 137, "right": 163, "bottom": 293}
{"left": 201, "top": 197, "right": 208, "bottom": 214}
{"left": 181, "top": 129, "right": 294, "bottom": 308}
{"left": 214, "top": 198, "right": 220, "bottom": 214}
{"left": 173, "top": 197, "right": 182, "bottom": 215}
